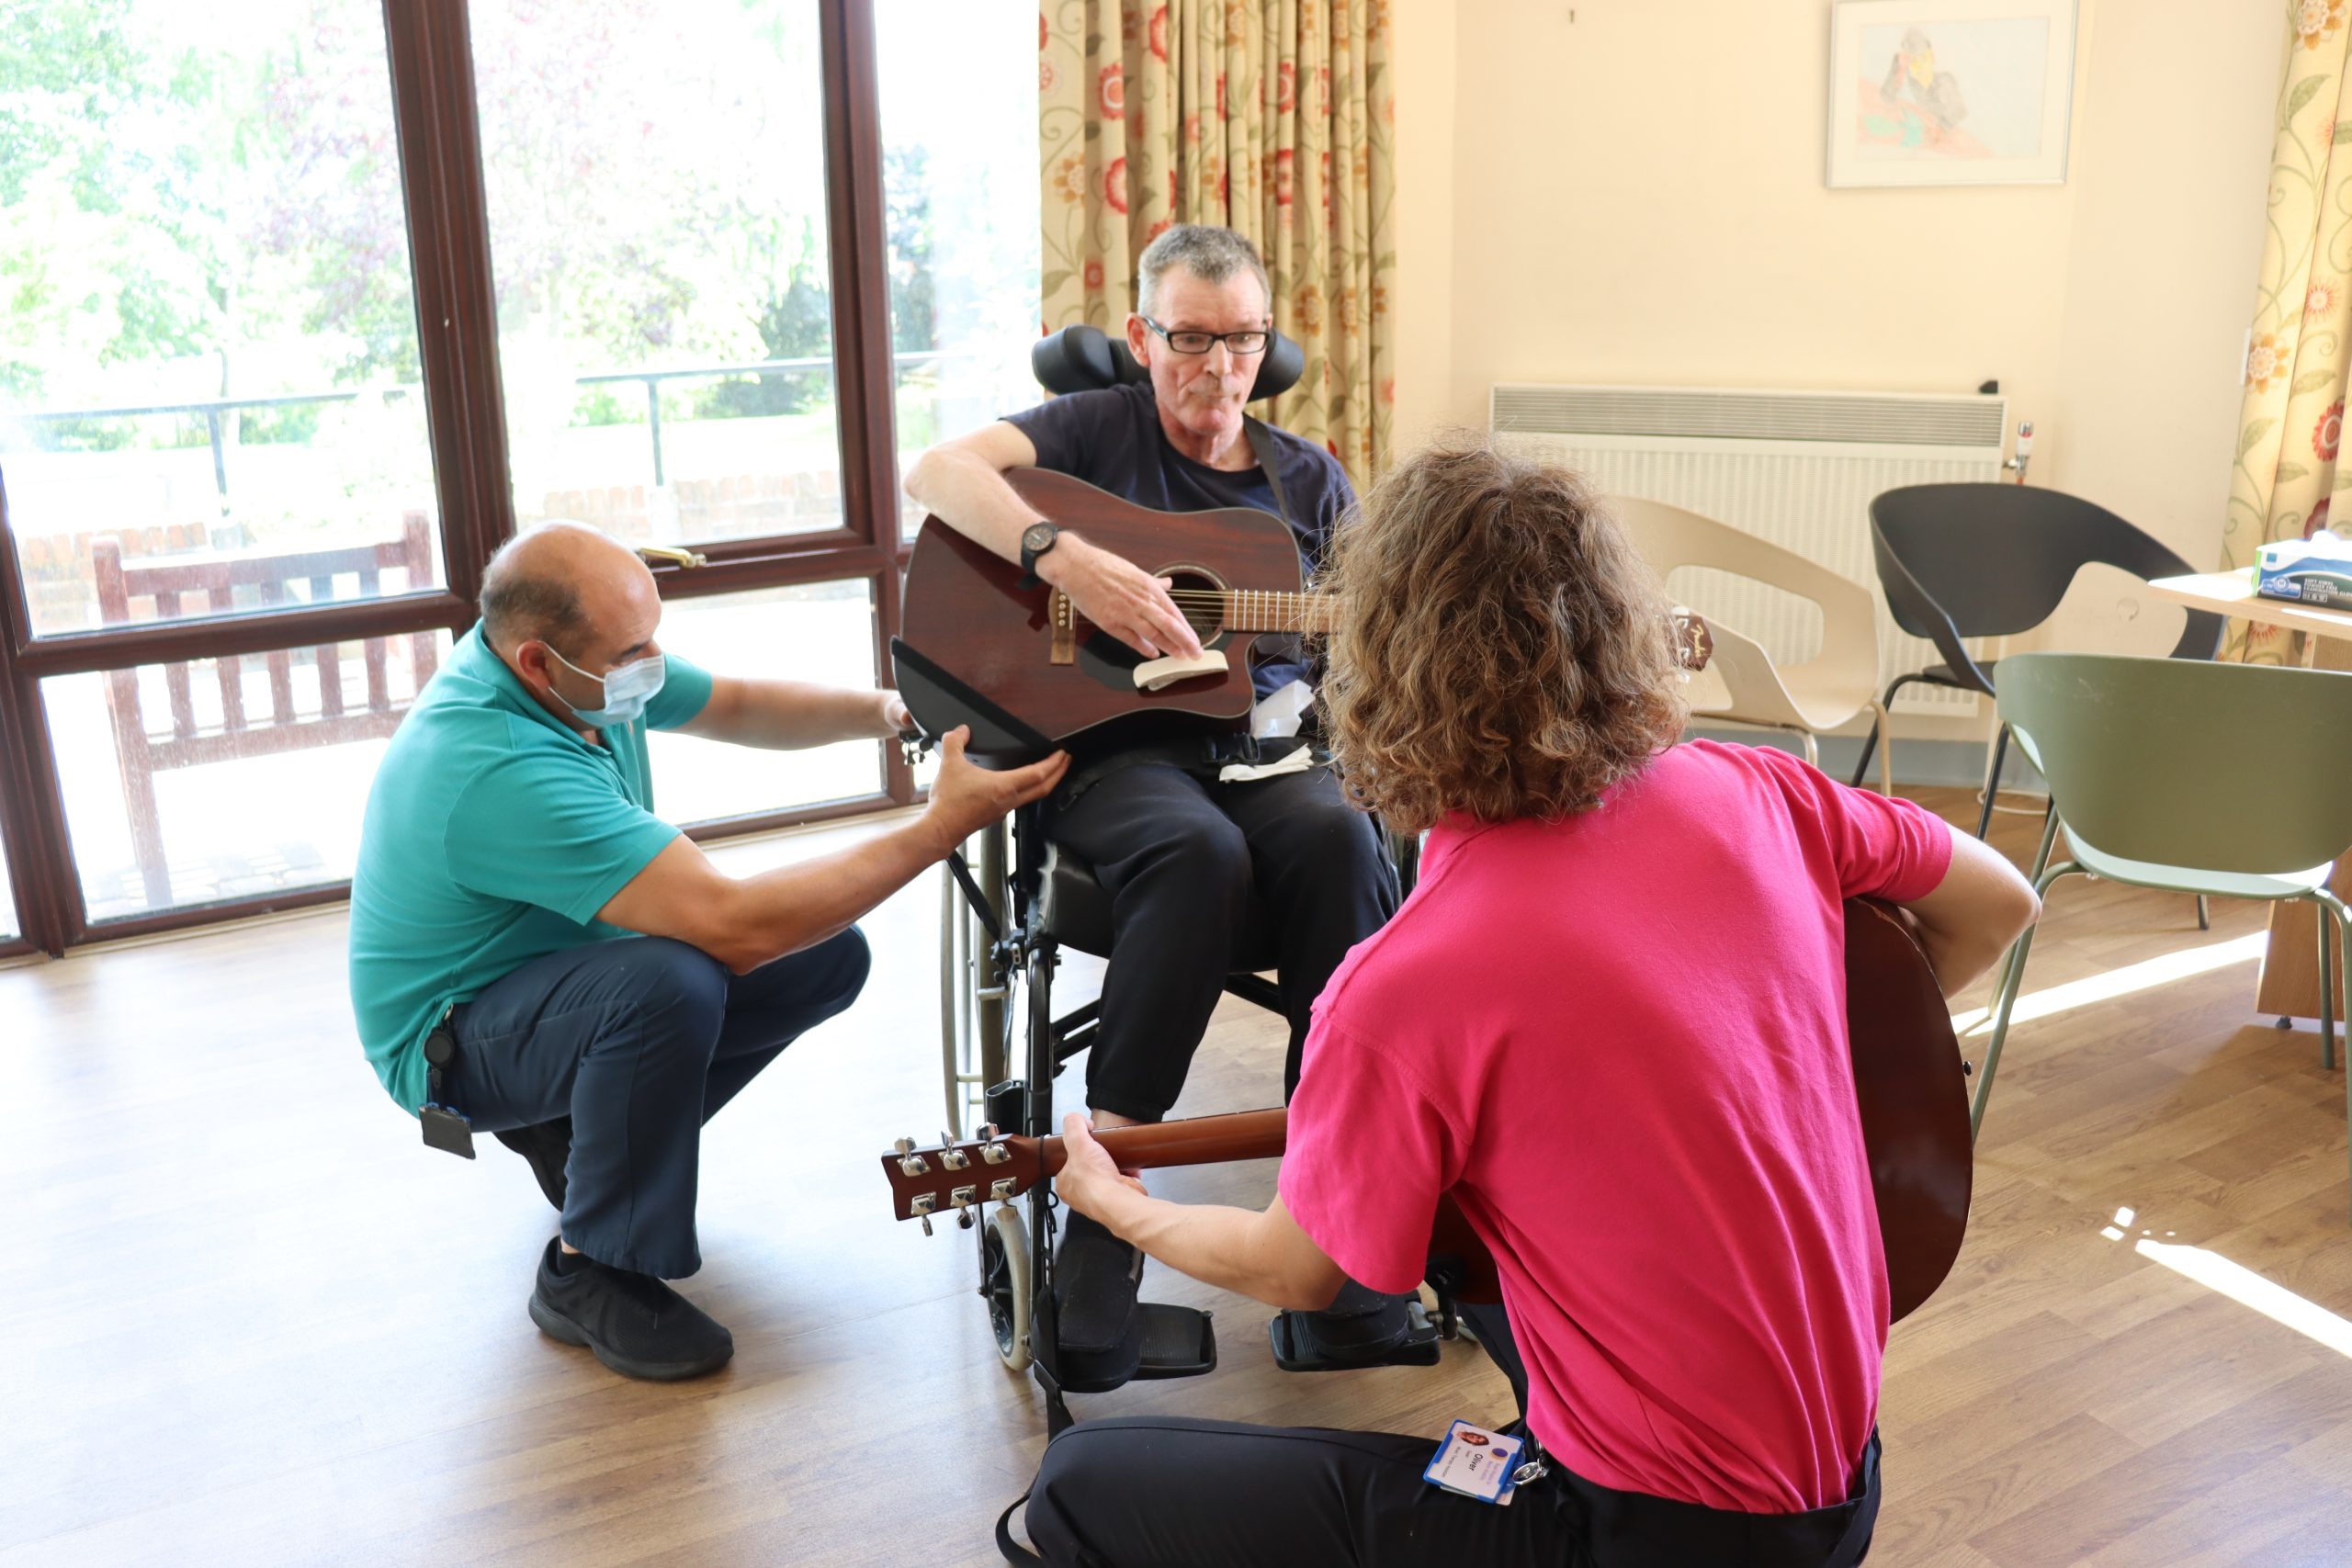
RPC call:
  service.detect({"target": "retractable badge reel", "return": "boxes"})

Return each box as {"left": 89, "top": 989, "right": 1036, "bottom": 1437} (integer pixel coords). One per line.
{"left": 419, "top": 1021, "right": 475, "bottom": 1159}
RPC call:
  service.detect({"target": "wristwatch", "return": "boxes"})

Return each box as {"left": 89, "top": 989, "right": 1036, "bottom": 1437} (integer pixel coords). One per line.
{"left": 1018, "top": 521, "right": 1061, "bottom": 587}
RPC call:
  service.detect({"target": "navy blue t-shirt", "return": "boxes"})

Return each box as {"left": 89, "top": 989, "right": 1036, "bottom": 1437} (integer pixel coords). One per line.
{"left": 1002, "top": 382, "right": 1354, "bottom": 698}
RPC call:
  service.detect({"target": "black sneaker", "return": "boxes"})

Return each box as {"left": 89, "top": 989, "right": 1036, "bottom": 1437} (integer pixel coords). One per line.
{"left": 492, "top": 1118, "right": 572, "bottom": 1210}
{"left": 527, "top": 1238, "right": 734, "bottom": 1382}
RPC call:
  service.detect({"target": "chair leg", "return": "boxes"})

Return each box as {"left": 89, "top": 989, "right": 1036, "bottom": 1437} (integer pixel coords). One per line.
{"left": 1868, "top": 699, "right": 1894, "bottom": 796}
{"left": 2318, "top": 890, "right": 2352, "bottom": 1223}
{"left": 2195, "top": 895, "right": 2209, "bottom": 932}
{"left": 1974, "top": 723, "right": 2012, "bottom": 840}
{"left": 1795, "top": 728, "right": 1820, "bottom": 769}
{"left": 1973, "top": 862, "right": 2079, "bottom": 1143}
{"left": 1983, "top": 809, "right": 2061, "bottom": 1039}
{"left": 2317, "top": 896, "right": 2339, "bottom": 1074}
{"left": 1849, "top": 676, "right": 1919, "bottom": 788}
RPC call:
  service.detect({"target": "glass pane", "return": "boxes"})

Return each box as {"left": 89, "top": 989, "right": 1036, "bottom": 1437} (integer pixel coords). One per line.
{"left": 44, "top": 630, "right": 449, "bottom": 922}
{"left": 474, "top": 2, "right": 844, "bottom": 548}
{"left": 0, "top": 818, "right": 18, "bottom": 942}
{"left": 876, "top": 2, "right": 1044, "bottom": 512}
{"left": 0, "top": 0, "right": 441, "bottom": 637}
{"left": 648, "top": 581, "right": 884, "bottom": 824}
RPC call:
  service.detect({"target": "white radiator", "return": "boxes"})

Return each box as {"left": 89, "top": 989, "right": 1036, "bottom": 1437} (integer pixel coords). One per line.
{"left": 1490, "top": 385, "right": 2008, "bottom": 717}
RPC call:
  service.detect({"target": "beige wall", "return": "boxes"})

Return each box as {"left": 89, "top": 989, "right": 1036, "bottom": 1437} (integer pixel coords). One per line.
{"left": 1391, "top": 0, "right": 2281, "bottom": 738}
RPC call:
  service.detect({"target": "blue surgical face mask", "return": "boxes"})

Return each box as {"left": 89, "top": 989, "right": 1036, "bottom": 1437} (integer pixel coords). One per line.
{"left": 545, "top": 644, "right": 666, "bottom": 728}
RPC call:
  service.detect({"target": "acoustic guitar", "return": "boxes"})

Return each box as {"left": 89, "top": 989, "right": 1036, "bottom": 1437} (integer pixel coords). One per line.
{"left": 891, "top": 468, "right": 1714, "bottom": 761}
{"left": 883, "top": 897, "right": 1974, "bottom": 1324}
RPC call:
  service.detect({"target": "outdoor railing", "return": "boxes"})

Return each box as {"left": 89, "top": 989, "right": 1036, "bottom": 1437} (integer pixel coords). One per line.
{"left": 4, "top": 347, "right": 969, "bottom": 510}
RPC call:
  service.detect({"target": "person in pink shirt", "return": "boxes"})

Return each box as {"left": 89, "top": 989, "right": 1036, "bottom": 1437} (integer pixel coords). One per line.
{"left": 1003, "top": 435, "right": 2039, "bottom": 1568}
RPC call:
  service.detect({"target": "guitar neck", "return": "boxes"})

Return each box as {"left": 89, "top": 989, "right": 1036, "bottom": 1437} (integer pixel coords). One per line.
{"left": 1036, "top": 1108, "right": 1289, "bottom": 1179}
{"left": 1212, "top": 591, "right": 1338, "bottom": 636}
{"left": 1205, "top": 598, "right": 1712, "bottom": 675}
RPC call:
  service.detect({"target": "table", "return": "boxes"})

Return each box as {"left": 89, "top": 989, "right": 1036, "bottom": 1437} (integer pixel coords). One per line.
{"left": 2144, "top": 571, "right": 2352, "bottom": 1021}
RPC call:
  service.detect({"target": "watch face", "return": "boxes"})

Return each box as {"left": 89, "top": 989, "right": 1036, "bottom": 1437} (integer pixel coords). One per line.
{"left": 1023, "top": 523, "right": 1057, "bottom": 553}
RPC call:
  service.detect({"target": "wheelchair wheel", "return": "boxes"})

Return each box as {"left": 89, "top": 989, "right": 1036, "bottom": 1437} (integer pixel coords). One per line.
{"left": 978, "top": 1201, "right": 1034, "bottom": 1372}
{"left": 940, "top": 820, "right": 1013, "bottom": 1136}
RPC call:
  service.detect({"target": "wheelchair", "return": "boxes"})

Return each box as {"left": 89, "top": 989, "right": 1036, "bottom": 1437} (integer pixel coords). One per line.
{"left": 924, "top": 775, "right": 1421, "bottom": 1427}
{"left": 902, "top": 321, "right": 1425, "bottom": 1431}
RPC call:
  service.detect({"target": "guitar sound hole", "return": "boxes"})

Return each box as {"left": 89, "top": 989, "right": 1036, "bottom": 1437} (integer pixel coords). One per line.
{"left": 1080, "top": 567, "right": 1227, "bottom": 670}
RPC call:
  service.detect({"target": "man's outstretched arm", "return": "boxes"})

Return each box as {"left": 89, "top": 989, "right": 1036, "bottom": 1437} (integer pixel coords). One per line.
{"left": 676, "top": 675, "right": 910, "bottom": 750}
{"left": 596, "top": 728, "right": 1067, "bottom": 974}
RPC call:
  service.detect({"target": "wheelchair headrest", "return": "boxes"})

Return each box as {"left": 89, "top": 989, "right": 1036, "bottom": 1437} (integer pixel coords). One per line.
{"left": 1031, "top": 322, "right": 1305, "bottom": 403}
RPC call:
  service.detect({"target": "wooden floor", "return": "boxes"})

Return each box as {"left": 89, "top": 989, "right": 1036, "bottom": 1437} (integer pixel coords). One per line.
{"left": 4, "top": 787, "right": 2350, "bottom": 1566}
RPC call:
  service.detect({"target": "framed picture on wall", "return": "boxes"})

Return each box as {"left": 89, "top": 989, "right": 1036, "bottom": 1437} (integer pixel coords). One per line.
{"left": 1827, "top": 0, "right": 2077, "bottom": 187}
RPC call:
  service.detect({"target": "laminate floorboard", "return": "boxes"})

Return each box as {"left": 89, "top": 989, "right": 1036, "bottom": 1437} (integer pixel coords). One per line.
{"left": 4, "top": 787, "right": 2348, "bottom": 1566}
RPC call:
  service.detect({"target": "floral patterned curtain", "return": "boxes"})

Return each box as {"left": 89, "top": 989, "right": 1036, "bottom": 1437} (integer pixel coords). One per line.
{"left": 2222, "top": 4, "right": 2352, "bottom": 663}
{"left": 1038, "top": 0, "right": 1396, "bottom": 489}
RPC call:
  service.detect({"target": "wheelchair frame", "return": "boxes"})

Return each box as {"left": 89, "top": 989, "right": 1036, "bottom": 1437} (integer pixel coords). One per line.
{"left": 939, "top": 804, "right": 1293, "bottom": 1432}
{"left": 937, "top": 799, "right": 1420, "bottom": 1434}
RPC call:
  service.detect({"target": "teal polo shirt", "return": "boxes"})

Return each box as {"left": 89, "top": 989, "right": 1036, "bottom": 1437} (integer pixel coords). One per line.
{"left": 347, "top": 626, "right": 715, "bottom": 1112}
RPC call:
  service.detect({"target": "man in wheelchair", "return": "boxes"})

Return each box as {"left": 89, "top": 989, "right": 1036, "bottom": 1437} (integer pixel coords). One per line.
{"left": 904, "top": 225, "right": 1410, "bottom": 1377}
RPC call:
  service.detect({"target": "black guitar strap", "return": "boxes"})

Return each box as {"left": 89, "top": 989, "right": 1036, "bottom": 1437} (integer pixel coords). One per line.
{"left": 1243, "top": 415, "right": 1294, "bottom": 535}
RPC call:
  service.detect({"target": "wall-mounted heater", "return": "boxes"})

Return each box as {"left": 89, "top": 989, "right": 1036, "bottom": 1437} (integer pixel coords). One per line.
{"left": 1491, "top": 384, "right": 2008, "bottom": 716}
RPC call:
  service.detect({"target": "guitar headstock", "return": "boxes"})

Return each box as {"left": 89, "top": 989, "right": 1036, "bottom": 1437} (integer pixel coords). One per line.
{"left": 879, "top": 1128, "right": 1045, "bottom": 1234}
{"left": 1671, "top": 609, "right": 1713, "bottom": 674}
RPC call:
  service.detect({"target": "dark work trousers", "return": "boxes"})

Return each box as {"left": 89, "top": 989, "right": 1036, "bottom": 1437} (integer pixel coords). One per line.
{"left": 1011, "top": 1299, "right": 1880, "bottom": 1567}
{"left": 1017, "top": 1418, "right": 1881, "bottom": 1568}
{"left": 439, "top": 930, "right": 870, "bottom": 1279}
{"left": 1045, "top": 759, "right": 1398, "bottom": 1122}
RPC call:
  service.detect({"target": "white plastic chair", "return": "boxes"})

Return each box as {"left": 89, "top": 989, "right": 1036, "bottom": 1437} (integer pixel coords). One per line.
{"left": 1611, "top": 496, "right": 1892, "bottom": 793}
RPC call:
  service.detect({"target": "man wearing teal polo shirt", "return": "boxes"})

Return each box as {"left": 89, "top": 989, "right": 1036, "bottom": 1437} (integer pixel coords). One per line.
{"left": 350, "top": 522, "right": 1065, "bottom": 1382}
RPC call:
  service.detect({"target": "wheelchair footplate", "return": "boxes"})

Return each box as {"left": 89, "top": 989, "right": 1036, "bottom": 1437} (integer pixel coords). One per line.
{"left": 1132, "top": 1303, "right": 1218, "bottom": 1381}
{"left": 1268, "top": 1296, "right": 1443, "bottom": 1373}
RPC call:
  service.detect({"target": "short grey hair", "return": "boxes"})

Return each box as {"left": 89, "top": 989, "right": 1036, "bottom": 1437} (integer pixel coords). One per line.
{"left": 1136, "top": 224, "right": 1272, "bottom": 318}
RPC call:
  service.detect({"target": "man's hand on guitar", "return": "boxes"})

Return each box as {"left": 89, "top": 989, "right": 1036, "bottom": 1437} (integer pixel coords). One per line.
{"left": 1039, "top": 534, "right": 1205, "bottom": 660}
{"left": 921, "top": 726, "right": 1070, "bottom": 849}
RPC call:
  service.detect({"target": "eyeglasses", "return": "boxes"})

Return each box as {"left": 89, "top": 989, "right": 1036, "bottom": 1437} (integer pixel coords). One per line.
{"left": 1140, "top": 317, "right": 1270, "bottom": 356}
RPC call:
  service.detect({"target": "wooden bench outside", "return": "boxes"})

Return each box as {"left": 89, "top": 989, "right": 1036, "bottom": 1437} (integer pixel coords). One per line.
{"left": 90, "top": 511, "right": 439, "bottom": 908}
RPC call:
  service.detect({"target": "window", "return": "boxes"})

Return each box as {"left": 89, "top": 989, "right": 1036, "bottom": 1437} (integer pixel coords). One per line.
{"left": 0, "top": 0, "right": 440, "bottom": 637}
{"left": 473, "top": 0, "right": 848, "bottom": 547}
{"left": 876, "top": 2, "right": 1044, "bottom": 496}
{"left": 0, "top": 1, "right": 1038, "bottom": 955}
{"left": 44, "top": 631, "right": 447, "bottom": 920}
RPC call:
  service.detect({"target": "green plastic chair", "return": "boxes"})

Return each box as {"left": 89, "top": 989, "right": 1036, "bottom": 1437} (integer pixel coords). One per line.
{"left": 1974, "top": 654, "right": 2352, "bottom": 1213}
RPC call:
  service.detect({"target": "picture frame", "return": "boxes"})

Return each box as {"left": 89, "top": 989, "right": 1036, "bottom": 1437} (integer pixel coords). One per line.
{"left": 1826, "top": 0, "right": 2077, "bottom": 188}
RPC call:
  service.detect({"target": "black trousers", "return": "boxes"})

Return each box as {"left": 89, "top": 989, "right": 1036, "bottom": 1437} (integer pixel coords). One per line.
{"left": 1046, "top": 759, "right": 1398, "bottom": 1122}
{"left": 1018, "top": 1418, "right": 1880, "bottom": 1568}
{"left": 1012, "top": 1303, "right": 1879, "bottom": 1568}
{"left": 440, "top": 931, "right": 871, "bottom": 1278}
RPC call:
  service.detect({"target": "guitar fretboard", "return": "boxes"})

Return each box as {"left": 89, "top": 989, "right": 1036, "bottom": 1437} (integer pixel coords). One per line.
{"left": 1216, "top": 590, "right": 1340, "bottom": 634}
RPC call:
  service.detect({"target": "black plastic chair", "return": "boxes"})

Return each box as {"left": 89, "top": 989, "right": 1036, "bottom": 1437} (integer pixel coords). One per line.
{"left": 1849, "top": 484, "right": 2225, "bottom": 839}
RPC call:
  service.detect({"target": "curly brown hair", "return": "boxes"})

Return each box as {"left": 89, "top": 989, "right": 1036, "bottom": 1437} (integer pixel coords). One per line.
{"left": 1317, "top": 434, "right": 1689, "bottom": 833}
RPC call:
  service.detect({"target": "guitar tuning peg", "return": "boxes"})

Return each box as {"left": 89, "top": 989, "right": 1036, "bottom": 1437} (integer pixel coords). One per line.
{"left": 893, "top": 1136, "right": 915, "bottom": 1156}
{"left": 919, "top": 1215, "right": 934, "bottom": 1237}
{"left": 957, "top": 1208, "right": 976, "bottom": 1230}
{"left": 982, "top": 1122, "right": 1000, "bottom": 1139}
{"left": 939, "top": 1129, "right": 955, "bottom": 1148}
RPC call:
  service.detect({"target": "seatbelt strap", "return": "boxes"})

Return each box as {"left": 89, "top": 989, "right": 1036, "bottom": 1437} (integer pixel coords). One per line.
{"left": 995, "top": 1490, "right": 1044, "bottom": 1564}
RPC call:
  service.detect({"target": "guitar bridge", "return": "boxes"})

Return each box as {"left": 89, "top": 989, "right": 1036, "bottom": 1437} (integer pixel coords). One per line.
{"left": 1049, "top": 591, "right": 1076, "bottom": 665}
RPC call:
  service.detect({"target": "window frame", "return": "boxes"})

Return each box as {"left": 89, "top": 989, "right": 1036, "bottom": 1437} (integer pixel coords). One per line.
{"left": 0, "top": 0, "right": 918, "bottom": 955}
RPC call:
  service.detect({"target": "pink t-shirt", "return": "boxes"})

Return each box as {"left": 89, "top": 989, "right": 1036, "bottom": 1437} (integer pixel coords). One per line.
{"left": 1280, "top": 740, "right": 1952, "bottom": 1514}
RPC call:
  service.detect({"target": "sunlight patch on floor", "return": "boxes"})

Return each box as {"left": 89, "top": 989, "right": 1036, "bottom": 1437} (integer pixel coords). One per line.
{"left": 2100, "top": 1205, "right": 2352, "bottom": 1360}
{"left": 1951, "top": 932, "right": 2267, "bottom": 1037}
